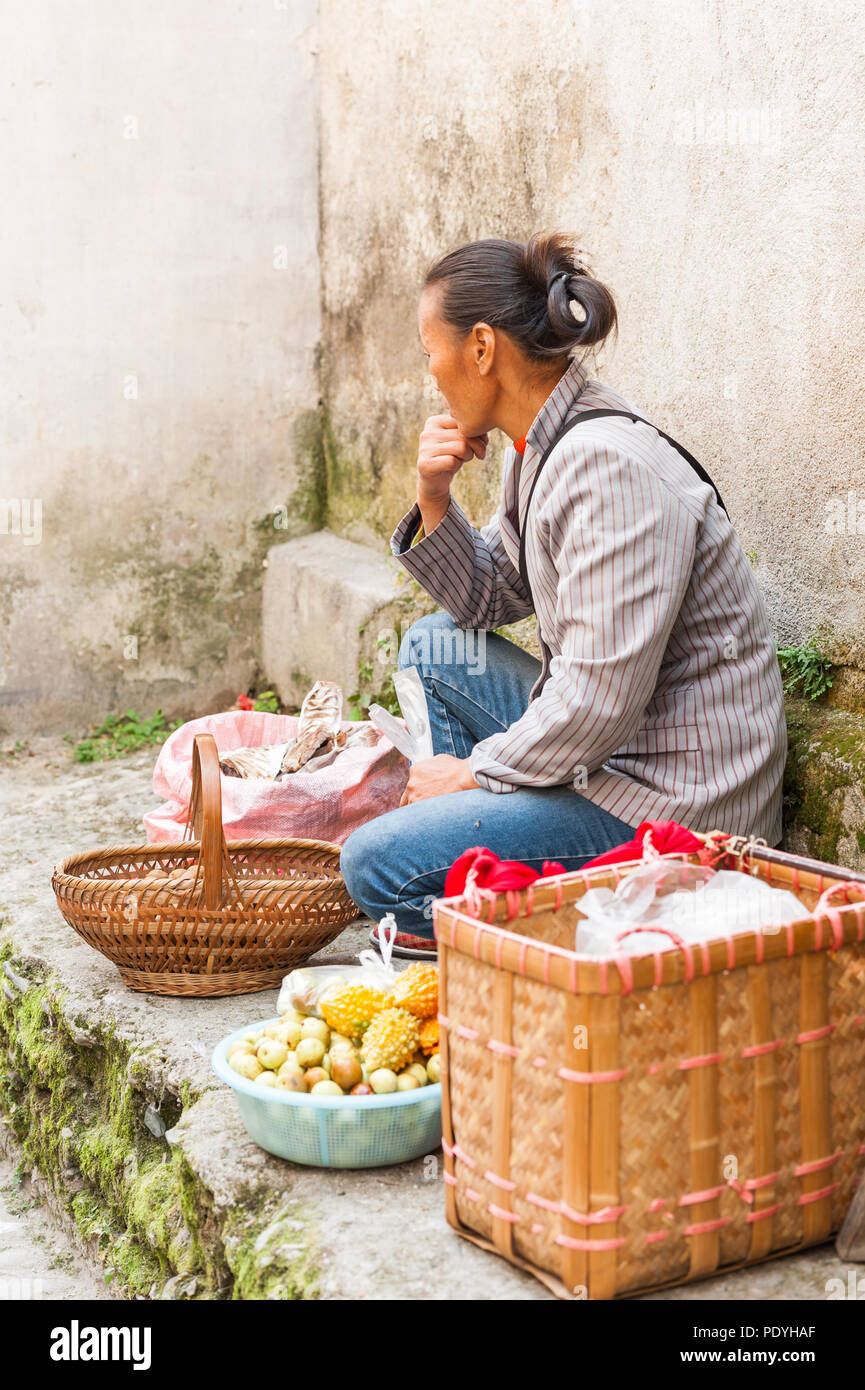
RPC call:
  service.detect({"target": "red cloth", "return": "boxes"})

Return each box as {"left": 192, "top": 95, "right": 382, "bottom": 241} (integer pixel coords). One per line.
{"left": 444, "top": 846, "right": 567, "bottom": 897}
{"left": 579, "top": 819, "right": 705, "bottom": 870}
{"left": 513, "top": 435, "right": 527, "bottom": 454}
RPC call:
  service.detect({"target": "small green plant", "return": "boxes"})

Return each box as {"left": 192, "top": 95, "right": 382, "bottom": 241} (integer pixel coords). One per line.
{"left": 252, "top": 690, "right": 280, "bottom": 714}
{"left": 3, "top": 740, "right": 27, "bottom": 757}
{"left": 346, "top": 666, "right": 401, "bottom": 721}
{"left": 65, "top": 709, "right": 183, "bottom": 763}
{"left": 777, "top": 643, "right": 835, "bottom": 703}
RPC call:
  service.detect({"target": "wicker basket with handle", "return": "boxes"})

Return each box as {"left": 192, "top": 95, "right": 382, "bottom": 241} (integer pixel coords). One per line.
{"left": 432, "top": 834, "right": 865, "bottom": 1299}
{"left": 51, "top": 733, "right": 356, "bottom": 997}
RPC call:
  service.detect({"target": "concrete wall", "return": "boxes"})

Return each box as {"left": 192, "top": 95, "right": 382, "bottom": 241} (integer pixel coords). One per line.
{"left": 0, "top": 0, "right": 321, "bottom": 735}
{"left": 318, "top": 0, "right": 865, "bottom": 706}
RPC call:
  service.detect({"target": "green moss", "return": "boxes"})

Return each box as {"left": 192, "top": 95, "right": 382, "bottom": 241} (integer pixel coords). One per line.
{"left": 783, "top": 699, "right": 865, "bottom": 863}
{"left": 225, "top": 1201, "right": 319, "bottom": 1301}
{"left": 0, "top": 945, "right": 320, "bottom": 1300}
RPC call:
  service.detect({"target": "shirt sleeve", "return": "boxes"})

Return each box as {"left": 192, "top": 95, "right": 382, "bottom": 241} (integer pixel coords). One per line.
{"left": 391, "top": 494, "right": 534, "bottom": 630}
{"left": 468, "top": 443, "right": 699, "bottom": 792}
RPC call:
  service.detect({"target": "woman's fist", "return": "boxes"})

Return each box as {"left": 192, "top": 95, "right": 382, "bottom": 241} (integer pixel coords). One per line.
{"left": 416, "top": 415, "right": 488, "bottom": 505}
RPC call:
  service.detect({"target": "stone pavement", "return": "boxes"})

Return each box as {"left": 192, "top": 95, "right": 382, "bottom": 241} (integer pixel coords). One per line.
{"left": 0, "top": 737, "right": 861, "bottom": 1300}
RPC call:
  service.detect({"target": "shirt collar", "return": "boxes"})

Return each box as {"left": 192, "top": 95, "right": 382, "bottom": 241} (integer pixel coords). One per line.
{"left": 519, "top": 355, "right": 589, "bottom": 460}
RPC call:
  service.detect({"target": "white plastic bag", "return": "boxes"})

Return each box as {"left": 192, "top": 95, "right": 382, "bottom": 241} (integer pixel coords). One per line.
{"left": 575, "top": 862, "right": 811, "bottom": 957}
{"left": 368, "top": 667, "right": 434, "bottom": 763}
{"left": 277, "top": 914, "right": 400, "bottom": 1017}
{"left": 576, "top": 861, "right": 716, "bottom": 956}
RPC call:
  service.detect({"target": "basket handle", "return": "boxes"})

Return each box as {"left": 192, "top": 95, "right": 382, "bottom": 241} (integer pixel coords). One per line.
{"left": 183, "top": 733, "right": 241, "bottom": 909}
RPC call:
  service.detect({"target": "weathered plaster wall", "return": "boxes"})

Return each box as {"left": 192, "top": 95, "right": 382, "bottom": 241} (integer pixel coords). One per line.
{"left": 318, "top": 0, "right": 865, "bottom": 703}
{"left": 0, "top": 1, "right": 321, "bottom": 735}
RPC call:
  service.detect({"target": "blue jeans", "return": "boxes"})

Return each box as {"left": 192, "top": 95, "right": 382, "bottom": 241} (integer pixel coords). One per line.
{"left": 340, "top": 612, "right": 638, "bottom": 937}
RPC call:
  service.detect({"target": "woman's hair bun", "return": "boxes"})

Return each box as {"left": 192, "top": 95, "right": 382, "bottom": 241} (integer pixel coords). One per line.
{"left": 424, "top": 230, "right": 617, "bottom": 362}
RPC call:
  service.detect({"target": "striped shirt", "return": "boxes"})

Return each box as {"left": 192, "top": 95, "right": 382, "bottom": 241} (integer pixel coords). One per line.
{"left": 392, "top": 356, "right": 787, "bottom": 845}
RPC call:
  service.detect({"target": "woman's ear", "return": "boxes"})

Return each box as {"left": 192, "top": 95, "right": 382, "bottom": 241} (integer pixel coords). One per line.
{"left": 471, "top": 321, "right": 496, "bottom": 376}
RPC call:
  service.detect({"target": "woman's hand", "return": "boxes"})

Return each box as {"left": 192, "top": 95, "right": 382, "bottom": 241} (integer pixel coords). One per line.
{"left": 399, "top": 754, "right": 479, "bottom": 805}
{"left": 416, "top": 414, "right": 488, "bottom": 533}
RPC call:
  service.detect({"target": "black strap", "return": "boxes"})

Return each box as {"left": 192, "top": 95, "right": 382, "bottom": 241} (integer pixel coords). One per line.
{"left": 517, "top": 409, "right": 728, "bottom": 603}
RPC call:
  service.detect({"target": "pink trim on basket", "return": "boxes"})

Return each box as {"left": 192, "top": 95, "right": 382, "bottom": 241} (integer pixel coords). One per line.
{"left": 742, "top": 1040, "right": 783, "bottom": 1058}
{"left": 455, "top": 1024, "right": 479, "bottom": 1042}
{"left": 437, "top": 1012, "right": 449, "bottom": 1028}
{"left": 684, "top": 1217, "right": 731, "bottom": 1236}
{"left": 494, "top": 933, "right": 504, "bottom": 967}
{"left": 794, "top": 1152, "right": 842, "bottom": 1177}
{"left": 488, "top": 1204, "right": 520, "bottom": 1224}
{"left": 798, "top": 1182, "right": 840, "bottom": 1206}
{"left": 560, "top": 1203, "right": 630, "bottom": 1225}
{"left": 678, "top": 1185, "right": 726, "bottom": 1206}
{"left": 555, "top": 1233, "right": 626, "bottom": 1252}
{"left": 464, "top": 1187, "right": 480, "bottom": 1203}
{"left": 745, "top": 1172, "right": 779, "bottom": 1190}
{"left": 678, "top": 1052, "right": 723, "bottom": 1071}
{"left": 451, "top": 1144, "right": 475, "bottom": 1169}
{"left": 796, "top": 1024, "right": 837, "bottom": 1045}
{"left": 531, "top": 1223, "right": 544, "bottom": 1235}
{"left": 647, "top": 1062, "right": 663, "bottom": 1075}
{"left": 644, "top": 1230, "right": 670, "bottom": 1244}
{"left": 518, "top": 940, "right": 528, "bottom": 974}
{"left": 441, "top": 1137, "right": 453, "bottom": 1157}
{"left": 746, "top": 1203, "right": 783, "bottom": 1223}
{"left": 525, "top": 1192, "right": 562, "bottom": 1214}
{"left": 443, "top": 1171, "right": 457, "bottom": 1187}
{"left": 648, "top": 1198, "right": 670, "bottom": 1213}
{"left": 484, "top": 1170, "right": 517, "bottom": 1192}
{"left": 557, "top": 1066, "right": 630, "bottom": 1085}
{"left": 486, "top": 1038, "right": 521, "bottom": 1058}
{"left": 525, "top": 885, "right": 534, "bottom": 917}
{"left": 532, "top": 1056, "right": 547, "bottom": 1068}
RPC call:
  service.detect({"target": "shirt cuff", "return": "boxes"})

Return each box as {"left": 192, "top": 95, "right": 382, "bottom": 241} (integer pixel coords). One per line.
{"left": 469, "top": 745, "right": 518, "bottom": 793}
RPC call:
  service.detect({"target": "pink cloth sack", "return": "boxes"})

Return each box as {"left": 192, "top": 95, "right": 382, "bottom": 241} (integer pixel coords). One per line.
{"left": 143, "top": 711, "right": 408, "bottom": 845}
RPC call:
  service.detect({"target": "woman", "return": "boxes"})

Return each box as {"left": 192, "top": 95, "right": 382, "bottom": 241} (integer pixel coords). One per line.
{"left": 340, "top": 231, "right": 787, "bottom": 952}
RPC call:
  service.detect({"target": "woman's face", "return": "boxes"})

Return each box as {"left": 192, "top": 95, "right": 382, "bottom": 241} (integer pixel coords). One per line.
{"left": 418, "top": 284, "right": 496, "bottom": 437}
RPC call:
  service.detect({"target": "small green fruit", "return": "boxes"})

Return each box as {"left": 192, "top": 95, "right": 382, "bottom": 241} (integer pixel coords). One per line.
{"left": 296, "top": 1037, "right": 326, "bottom": 1068}
{"left": 369, "top": 1068, "right": 398, "bottom": 1095}
{"left": 256, "top": 1039, "right": 288, "bottom": 1071}
{"left": 311, "top": 1079, "right": 343, "bottom": 1095}
{"left": 301, "top": 1017, "right": 330, "bottom": 1044}
{"left": 275, "top": 1071, "right": 307, "bottom": 1092}
{"left": 231, "top": 1052, "right": 263, "bottom": 1080}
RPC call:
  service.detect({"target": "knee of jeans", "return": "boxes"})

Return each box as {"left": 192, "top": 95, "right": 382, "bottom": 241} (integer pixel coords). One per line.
{"left": 339, "top": 819, "right": 386, "bottom": 907}
{"left": 397, "top": 610, "right": 459, "bottom": 672}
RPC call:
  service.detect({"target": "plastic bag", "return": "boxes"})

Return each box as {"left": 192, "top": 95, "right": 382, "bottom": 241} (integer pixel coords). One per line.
{"left": 575, "top": 861, "right": 811, "bottom": 957}
{"left": 368, "top": 667, "right": 434, "bottom": 763}
{"left": 576, "top": 861, "right": 716, "bottom": 956}
{"left": 277, "top": 915, "right": 400, "bottom": 1018}
{"left": 143, "top": 709, "right": 407, "bottom": 845}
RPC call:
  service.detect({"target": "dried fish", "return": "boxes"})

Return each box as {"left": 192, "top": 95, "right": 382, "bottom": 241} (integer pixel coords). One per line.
{"left": 214, "top": 683, "right": 378, "bottom": 782}
{"left": 219, "top": 743, "right": 291, "bottom": 779}
{"left": 280, "top": 680, "right": 343, "bottom": 774}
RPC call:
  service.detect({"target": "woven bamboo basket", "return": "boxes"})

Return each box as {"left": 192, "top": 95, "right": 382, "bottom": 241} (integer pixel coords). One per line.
{"left": 433, "top": 833, "right": 865, "bottom": 1299}
{"left": 51, "top": 733, "right": 356, "bottom": 997}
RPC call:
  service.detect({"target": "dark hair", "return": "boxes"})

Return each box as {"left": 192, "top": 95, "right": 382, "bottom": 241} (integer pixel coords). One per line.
{"left": 423, "top": 231, "right": 617, "bottom": 362}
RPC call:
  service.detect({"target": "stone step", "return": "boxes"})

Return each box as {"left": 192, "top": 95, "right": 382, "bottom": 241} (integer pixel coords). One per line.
{"left": 261, "top": 530, "right": 405, "bottom": 709}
